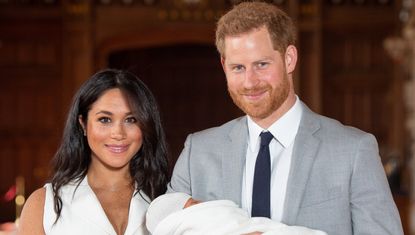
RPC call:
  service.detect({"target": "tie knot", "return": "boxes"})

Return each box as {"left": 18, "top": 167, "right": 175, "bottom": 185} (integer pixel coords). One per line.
{"left": 260, "top": 131, "right": 274, "bottom": 146}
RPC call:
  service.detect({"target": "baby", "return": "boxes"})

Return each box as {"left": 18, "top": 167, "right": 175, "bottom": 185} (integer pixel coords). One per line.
{"left": 146, "top": 193, "right": 328, "bottom": 235}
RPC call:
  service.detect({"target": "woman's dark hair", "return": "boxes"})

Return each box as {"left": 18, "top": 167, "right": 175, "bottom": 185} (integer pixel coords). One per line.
{"left": 51, "top": 69, "right": 169, "bottom": 220}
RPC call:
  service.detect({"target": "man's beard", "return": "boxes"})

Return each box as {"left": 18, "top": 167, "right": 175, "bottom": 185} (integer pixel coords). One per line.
{"left": 228, "top": 74, "right": 290, "bottom": 120}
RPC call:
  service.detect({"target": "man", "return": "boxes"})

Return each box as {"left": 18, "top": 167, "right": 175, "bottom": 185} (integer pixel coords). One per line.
{"left": 167, "top": 1, "right": 403, "bottom": 235}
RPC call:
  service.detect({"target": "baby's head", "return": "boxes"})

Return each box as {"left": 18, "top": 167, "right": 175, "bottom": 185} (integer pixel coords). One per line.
{"left": 146, "top": 192, "right": 200, "bottom": 233}
{"left": 184, "top": 197, "right": 201, "bottom": 208}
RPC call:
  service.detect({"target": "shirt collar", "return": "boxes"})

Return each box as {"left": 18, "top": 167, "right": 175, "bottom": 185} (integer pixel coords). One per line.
{"left": 247, "top": 96, "right": 303, "bottom": 151}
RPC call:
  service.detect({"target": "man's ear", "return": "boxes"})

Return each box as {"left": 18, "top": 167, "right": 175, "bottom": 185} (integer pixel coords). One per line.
{"left": 220, "top": 57, "right": 226, "bottom": 72}
{"left": 285, "top": 45, "right": 298, "bottom": 74}
{"left": 78, "top": 115, "right": 86, "bottom": 136}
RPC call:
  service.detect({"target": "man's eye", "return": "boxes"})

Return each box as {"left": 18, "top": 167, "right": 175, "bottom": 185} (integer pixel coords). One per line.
{"left": 232, "top": 65, "right": 244, "bottom": 72}
{"left": 125, "top": 117, "right": 137, "bottom": 123}
{"left": 257, "top": 62, "right": 269, "bottom": 68}
{"left": 98, "top": 117, "right": 111, "bottom": 123}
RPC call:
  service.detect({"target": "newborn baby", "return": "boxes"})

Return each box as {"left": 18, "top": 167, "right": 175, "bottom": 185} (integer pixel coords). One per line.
{"left": 146, "top": 193, "right": 327, "bottom": 235}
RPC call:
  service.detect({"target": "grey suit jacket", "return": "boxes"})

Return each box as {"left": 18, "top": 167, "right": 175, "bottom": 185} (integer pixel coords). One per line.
{"left": 167, "top": 102, "right": 403, "bottom": 235}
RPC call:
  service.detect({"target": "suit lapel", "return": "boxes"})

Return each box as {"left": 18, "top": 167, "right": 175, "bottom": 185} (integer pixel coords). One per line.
{"left": 123, "top": 191, "right": 148, "bottom": 235}
{"left": 70, "top": 177, "right": 148, "bottom": 235}
{"left": 69, "top": 177, "right": 116, "bottom": 234}
{"left": 222, "top": 117, "right": 248, "bottom": 206}
{"left": 282, "top": 103, "right": 321, "bottom": 224}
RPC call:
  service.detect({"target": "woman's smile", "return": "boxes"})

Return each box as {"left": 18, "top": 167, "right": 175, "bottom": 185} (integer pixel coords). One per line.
{"left": 105, "top": 144, "right": 130, "bottom": 154}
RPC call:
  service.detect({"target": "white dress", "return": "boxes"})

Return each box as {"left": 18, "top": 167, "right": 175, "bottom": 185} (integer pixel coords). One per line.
{"left": 43, "top": 176, "right": 150, "bottom": 235}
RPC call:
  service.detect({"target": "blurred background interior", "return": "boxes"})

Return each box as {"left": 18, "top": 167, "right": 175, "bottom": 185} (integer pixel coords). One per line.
{"left": 1, "top": 0, "right": 415, "bottom": 234}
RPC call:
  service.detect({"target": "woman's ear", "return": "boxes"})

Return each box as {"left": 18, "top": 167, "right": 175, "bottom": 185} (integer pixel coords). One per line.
{"left": 285, "top": 45, "right": 298, "bottom": 74}
{"left": 78, "top": 115, "right": 86, "bottom": 136}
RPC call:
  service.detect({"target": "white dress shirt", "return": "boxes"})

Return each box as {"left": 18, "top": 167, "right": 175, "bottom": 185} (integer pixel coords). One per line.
{"left": 241, "top": 96, "right": 303, "bottom": 221}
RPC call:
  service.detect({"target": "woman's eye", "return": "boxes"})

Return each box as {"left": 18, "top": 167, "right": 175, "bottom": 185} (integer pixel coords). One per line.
{"left": 98, "top": 117, "right": 111, "bottom": 123}
{"left": 125, "top": 117, "right": 137, "bottom": 123}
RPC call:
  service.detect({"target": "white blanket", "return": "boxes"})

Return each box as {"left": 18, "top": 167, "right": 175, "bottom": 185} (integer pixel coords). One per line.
{"left": 146, "top": 193, "right": 327, "bottom": 235}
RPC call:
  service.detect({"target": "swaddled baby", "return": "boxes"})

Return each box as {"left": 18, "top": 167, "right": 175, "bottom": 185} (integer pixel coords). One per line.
{"left": 146, "top": 193, "right": 327, "bottom": 235}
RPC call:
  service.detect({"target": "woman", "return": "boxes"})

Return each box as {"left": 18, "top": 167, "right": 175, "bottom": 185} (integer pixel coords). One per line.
{"left": 18, "top": 69, "right": 169, "bottom": 235}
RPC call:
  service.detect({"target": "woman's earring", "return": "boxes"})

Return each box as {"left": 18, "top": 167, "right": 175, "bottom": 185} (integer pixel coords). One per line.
{"left": 83, "top": 130, "right": 87, "bottom": 136}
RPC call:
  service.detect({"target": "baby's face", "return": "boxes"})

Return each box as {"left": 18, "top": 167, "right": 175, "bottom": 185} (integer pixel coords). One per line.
{"left": 183, "top": 198, "right": 201, "bottom": 209}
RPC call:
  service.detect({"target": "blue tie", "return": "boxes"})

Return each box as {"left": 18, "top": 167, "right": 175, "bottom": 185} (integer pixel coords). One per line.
{"left": 251, "top": 131, "right": 273, "bottom": 218}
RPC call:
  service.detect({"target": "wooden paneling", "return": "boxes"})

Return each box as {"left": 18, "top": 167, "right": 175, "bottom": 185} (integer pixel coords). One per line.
{"left": 0, "top": 9, "right": 63, "bottom": 222}
{"left": 322, "top": 3, "right": 403, "bottom": 159}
